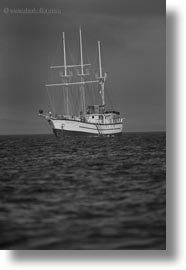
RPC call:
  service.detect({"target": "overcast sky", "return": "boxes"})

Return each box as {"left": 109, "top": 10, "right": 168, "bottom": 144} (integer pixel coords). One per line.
{"left": 0, "top": 0, "right": 165, "bottom": 134}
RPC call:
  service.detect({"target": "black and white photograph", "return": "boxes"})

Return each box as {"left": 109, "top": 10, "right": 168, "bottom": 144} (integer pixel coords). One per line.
{"left": 0, "top": 0, "right": 166, "bottom": 250}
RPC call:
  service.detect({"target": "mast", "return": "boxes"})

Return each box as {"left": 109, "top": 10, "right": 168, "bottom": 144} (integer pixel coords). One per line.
{"left": 98, "top": 40, "right": 103, "bottom": 78}
{"left": 79, "top": 26, "right": 86, "bottom": 117}
{"left": 98, "top": 40, "right": 105, "bottom": 106}
{"left": 62, "top": 32, "right": 69, "bottom": 115}
{"left": 79, "top": 27, "right": 84, "bottom": 76}
{"left": 63, "top": 32, "right": 67, "bottom": 77}
{"left": 46, "top": 28, "right": 100, "bottom": 117}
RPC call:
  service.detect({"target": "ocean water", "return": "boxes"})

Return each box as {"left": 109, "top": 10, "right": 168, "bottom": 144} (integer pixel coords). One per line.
{"left": 0, "top": 132, "right": 166, "bottom": 250}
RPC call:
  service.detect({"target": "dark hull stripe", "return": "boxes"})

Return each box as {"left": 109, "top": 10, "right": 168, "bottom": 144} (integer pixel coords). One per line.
{"left": 53, "top": 118, "right": 122, "bottom": 126}
{"left": 79, "top": 125, "right": 120, "bottom": 132}
{"left": 53, "top": 129, "right": 122, "bottom": 138}
{"left": 79, "top": 125, "right": 121, "bottom": 131}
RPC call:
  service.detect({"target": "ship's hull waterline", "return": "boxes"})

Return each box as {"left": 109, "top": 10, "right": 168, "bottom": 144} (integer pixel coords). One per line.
{"left": 48, "top": 119, "right": 123, "bottom": 137}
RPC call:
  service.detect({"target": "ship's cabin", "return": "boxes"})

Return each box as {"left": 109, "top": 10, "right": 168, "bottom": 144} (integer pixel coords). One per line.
{"left": 51, "top": 105, "right": 122, "bottom": 124}
{"left": 86, "top": 105, "right": 122, "bottom": 124}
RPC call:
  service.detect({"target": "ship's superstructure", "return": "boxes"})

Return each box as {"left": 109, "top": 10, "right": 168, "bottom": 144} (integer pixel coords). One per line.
{"left": 39, "top": 27, "right": 124, "bottom": 137}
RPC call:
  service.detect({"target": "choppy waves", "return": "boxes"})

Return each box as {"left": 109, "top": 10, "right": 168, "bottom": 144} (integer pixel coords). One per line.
{"left": 0, "top": 133, "right": 166, "bottom": 249}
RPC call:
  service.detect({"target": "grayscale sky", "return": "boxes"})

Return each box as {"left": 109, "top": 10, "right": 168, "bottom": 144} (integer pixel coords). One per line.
{"left": 0, "top": 0, "right": 165, "bottom": 134}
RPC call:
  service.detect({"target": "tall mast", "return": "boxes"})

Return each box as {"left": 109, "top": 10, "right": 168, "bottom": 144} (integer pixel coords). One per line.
{"left": 46, "top": 28, "right": 100, "bottom": 116}
{"left": 79, "top": 27, "right": 84, "bottom": 76}
{"left": 62, "top": 32, "right": 69, "bottom": 115}
{"left": 63, "top": 32, "right": 67, "bottom": 77}
{"left": 98, "top": 40, "right": 105, "bottom": 106}
{"left": 79, "top": 26, "right": 86, "bottom": 117}
{"left": 98, "top": 40, "right": 103, "bottom": 78}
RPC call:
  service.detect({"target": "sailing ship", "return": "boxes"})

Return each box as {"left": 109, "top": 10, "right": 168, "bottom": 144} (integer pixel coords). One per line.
{"left": 39, "top": 27, "right": 124, "bottom": 137}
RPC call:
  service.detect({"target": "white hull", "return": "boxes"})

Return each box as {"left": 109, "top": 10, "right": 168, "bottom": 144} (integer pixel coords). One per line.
{"left": 48, "top": 119, "right": 123, "bottom": 137}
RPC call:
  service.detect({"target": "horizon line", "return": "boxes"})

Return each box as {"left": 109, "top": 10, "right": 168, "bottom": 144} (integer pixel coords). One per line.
{"left": 0, "top": 130, "right": 166, "bottom": 136}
